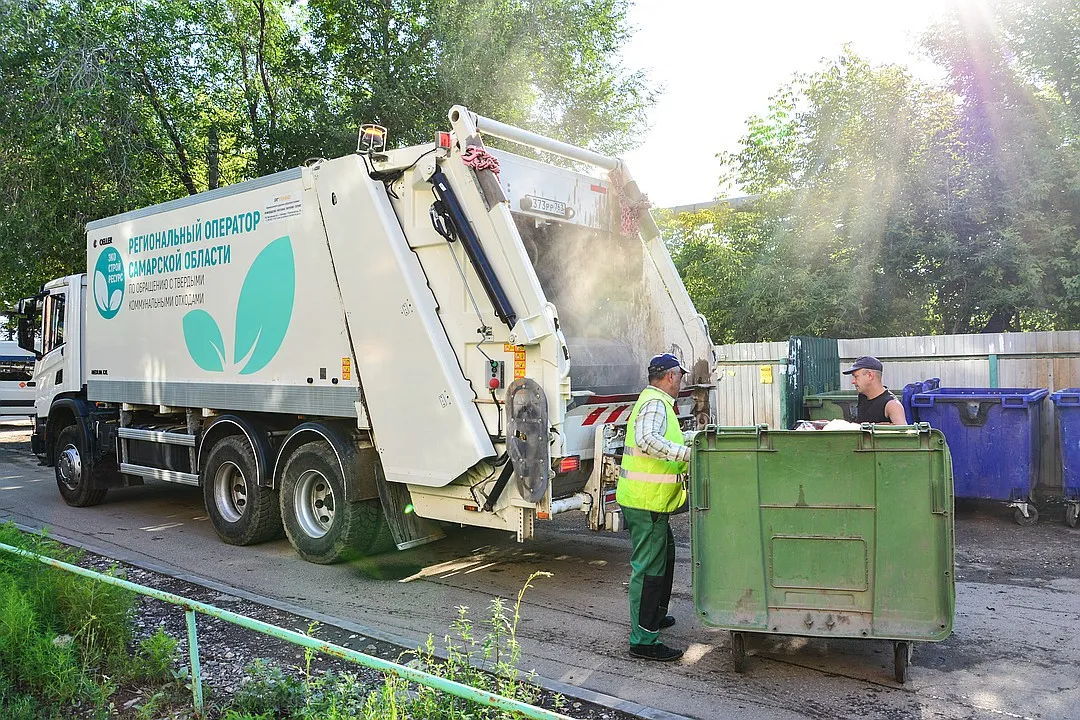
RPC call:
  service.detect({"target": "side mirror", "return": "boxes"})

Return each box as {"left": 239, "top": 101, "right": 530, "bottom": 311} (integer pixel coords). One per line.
{"left": 17, "top": 317, "right": 40, "bottom": 359}
{"left": 14, "top": 295, "right": 42, "bottom": 359}
{"left": 15, "top": 296, "right": 38, "bottom": 316}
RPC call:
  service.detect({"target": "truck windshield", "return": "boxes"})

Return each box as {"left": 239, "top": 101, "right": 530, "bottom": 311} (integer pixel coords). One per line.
{"left": 514, "top": 217, "right": 658, "bottom": 396}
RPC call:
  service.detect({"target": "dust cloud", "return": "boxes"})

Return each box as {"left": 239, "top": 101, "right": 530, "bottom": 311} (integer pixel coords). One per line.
{"left": 515, "top": 218, "right": 667, "bottom": 396}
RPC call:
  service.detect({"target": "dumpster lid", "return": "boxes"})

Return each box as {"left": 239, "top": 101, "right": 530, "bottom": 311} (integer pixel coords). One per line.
{"left": 1051, "top": 388, "right": 1080, "bottom": 406}
{"left": 911, "top": 387, "right": 1048, "bottom": 407}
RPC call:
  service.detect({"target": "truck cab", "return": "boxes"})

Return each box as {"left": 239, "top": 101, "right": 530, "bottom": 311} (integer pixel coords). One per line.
{"left": 16, "top": 275, "right": 120, "bottom": 504}
{"left": 18, "top": 276, "right": 85, "bottom": 433}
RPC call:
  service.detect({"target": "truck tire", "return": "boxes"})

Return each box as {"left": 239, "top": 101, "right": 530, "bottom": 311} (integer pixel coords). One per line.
{"left": 202, "top": 435, "right": 282, "bottom": 546}
{"left": 279, "top": 441, "right": 393, "bottom": 564}
{"left": 55, "top": 425, "right": 108, "bottom": 507}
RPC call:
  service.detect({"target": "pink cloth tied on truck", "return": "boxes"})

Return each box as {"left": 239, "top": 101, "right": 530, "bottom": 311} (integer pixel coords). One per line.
{"left": 608, "top": 167, "right": 652, "bottom": 237}
{"left": 461, "top": 145, "right": 500, "bottom": 175}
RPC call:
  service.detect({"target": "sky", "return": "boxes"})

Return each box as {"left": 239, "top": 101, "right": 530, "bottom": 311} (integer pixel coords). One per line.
{"left": 618, "top": 0, "right": 956, "bottom": 208}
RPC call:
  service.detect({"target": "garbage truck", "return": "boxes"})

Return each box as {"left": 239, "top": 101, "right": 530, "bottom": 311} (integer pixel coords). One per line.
{"left": 13, "top": 106, "right": 715, "bottom": 563}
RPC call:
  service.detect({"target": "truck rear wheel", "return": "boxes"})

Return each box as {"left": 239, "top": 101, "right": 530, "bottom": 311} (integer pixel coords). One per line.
{"left": 55, "top": 425, "right": 107, "bottom": 507}
{"left": 279, "top": 441, "right": 393, "bottom": 564}
{"left": 202, "top": 435, "right": 282, "bottom": 545}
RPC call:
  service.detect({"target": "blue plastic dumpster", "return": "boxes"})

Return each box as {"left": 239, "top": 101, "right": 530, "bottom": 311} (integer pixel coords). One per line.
{"left": 901, "top": 378, "right": 940, "bottom": 424}
{"left": 911, "top": 387, "right": 1048, "bottom": 525}
{"left": 1050, "top": 389, "right": 1080, "bottom": 527}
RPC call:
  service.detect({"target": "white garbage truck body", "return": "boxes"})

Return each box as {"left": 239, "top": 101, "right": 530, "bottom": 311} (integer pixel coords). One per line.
{"left": 16, "top": 107, "right": 715, "bottom": 562}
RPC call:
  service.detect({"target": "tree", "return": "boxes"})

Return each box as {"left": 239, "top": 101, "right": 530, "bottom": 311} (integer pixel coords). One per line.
{"left": 669, "top": 50, "right": 958, "bottom": 341}
{"left": 923, "top": 4, "right": 1080, "bottom": 332}
{"left": 670, "top": 16, "right": 1080, "bottom": 342}
{"left": 305, "top": 0, "right": 652, "bottom": 151}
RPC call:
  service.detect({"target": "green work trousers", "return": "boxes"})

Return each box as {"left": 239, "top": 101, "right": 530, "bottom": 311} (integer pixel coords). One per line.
{"left": 623, "top": 506, "right": 675, "bottom": 646}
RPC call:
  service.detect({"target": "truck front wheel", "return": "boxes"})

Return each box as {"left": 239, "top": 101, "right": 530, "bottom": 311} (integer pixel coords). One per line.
{"left": 55, "top": 425, "right": 107, "bottom": 507}
{"left": 202, "top": 435, "right": 282, "bottom": 545}
{"left": 279, "top": 441, "right": 392, "bottom": 564}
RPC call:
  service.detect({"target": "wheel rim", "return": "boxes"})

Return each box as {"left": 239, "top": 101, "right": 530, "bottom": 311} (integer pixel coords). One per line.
{"left": 57, "top": 443, "right": 82, "bottom": 490}
{"left": 213, "top": 461, "right": 249, "bottom": 523}
{"left": 293, "top": 469, "right": 336, "bottom": 539}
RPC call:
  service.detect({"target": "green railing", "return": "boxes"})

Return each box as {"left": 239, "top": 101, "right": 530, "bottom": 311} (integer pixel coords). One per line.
{"left": 0, "top": 541, "right": 574, "bottom": 720}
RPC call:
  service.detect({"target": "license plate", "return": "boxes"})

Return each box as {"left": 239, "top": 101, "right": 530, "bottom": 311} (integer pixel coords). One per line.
{"left": 526, "top": 195, "right": 567, "bottom": 217}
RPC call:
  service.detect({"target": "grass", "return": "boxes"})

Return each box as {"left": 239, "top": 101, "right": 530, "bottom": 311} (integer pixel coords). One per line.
{"left": 0, "top": 522, "right": 179, "bottom": 718}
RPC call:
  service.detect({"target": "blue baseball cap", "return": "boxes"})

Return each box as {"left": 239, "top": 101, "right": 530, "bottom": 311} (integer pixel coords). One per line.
{"left": 842, "top": 356, "right": 884, "bottom": 374}
{"left": 648, "top": 353, "right": 687, "bottom": 374}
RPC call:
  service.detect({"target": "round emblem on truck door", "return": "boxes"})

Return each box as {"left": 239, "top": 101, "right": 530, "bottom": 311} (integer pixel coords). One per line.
{"left": 94, "top": 247, "right": 125, "bottom": 319}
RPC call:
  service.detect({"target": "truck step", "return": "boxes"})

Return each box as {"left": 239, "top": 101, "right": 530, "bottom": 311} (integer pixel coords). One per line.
{"left": 120, "top": 462, "right": 199, "bottom": 486}
{"left": 118, "top": 428, "right": 196, "bottom": 447}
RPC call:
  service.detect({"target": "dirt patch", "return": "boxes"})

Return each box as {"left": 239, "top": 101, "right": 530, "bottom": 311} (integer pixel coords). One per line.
{"left": 953, "top": 497, "right": 1080, "bottom": 585}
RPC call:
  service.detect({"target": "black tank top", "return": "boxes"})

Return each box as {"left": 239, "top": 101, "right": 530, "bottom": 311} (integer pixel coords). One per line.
{"left": 857, "top": 389, "right": 897, "bottom": 423}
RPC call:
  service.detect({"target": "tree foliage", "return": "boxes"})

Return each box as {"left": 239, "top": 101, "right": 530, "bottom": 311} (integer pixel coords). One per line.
{"left": 668, "top": 2, "right": 1080, "bottom": 342}
{"left": 0, "top": 0, "right": 649, "bottom": 307}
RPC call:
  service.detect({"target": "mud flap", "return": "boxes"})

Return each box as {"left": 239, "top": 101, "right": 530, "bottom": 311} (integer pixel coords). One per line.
{"left": 375, "top": 470, "right": 445, "bottom": 551}
{"left": 506, "top": 378, "right": 550, "bottom": 503}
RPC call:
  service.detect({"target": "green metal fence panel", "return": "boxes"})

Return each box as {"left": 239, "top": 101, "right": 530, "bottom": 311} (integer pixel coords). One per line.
{"left": 786, "top": 337, "right": 841, "bottom": 429}
{"left": 185, "top": 609, "right": 203, "bottom": 710}
{"left": 690, "top": 425, "right": 955, "bottom": 642}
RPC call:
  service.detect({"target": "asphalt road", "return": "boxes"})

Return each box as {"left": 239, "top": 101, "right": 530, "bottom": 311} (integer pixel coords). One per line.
{"left": 0, "top": 419, "right": 1077, "bottom": 720}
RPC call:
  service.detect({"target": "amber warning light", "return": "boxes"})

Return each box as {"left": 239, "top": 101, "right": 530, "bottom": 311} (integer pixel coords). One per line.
{"left": 358, "top": 124, "right": 387, "bottom": 153}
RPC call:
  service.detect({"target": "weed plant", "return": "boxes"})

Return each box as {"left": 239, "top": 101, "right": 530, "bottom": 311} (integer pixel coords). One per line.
{"left": 223, "top": 571, "right": 566, "bottom": 720}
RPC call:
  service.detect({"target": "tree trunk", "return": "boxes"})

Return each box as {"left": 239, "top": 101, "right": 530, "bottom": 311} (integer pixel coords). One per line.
{"left": 137, "top": 68, "right": 198, "bottom": 195}
{"left": 207, "top": 125, "right": 220, "bottom": 190}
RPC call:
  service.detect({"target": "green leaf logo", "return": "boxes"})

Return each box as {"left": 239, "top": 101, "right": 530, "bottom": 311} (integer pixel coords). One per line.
{"left": 234, "top": 236, "right": 295, "bottom": 375}
{"left": 183, "top": 310, "right": 226, "bottom": 371}
{"left": 182, "top": 235, "right": 295, "bottom": 375}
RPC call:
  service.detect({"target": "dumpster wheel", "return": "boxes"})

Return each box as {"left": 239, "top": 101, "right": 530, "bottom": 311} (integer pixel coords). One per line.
{"left": 730, "top": 632, "right": 746, "bottom": 674}
{"left": 1012, "top": 504, "right": 1039, "bottom": 526}
{"left": 1066, "top": 503, "right": 1079, "bottom": 528}
{"left": 893, "top": 641, "right": 911, "bottom": 684}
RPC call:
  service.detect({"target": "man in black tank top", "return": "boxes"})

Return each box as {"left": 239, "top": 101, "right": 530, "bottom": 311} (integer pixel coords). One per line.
{"left": 842, "top": 356, "right": 907, "bottom": 424}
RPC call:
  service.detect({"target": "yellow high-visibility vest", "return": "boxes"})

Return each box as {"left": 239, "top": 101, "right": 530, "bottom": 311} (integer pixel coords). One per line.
{"left": 616, "top": 386, "right": 688, "bottom": 513}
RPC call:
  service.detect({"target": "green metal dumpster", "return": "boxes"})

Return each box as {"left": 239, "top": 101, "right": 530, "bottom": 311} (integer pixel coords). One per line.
{"left": 802, "top": 390, "right": 859, "bottom": 422}
{"left": 690, "top": 424, "right": 955, "bottom": 683}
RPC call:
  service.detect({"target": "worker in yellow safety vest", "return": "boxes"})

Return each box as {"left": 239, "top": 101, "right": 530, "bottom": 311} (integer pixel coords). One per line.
{"left": 616, "top": 352, "right": 692, "bottom": 662}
